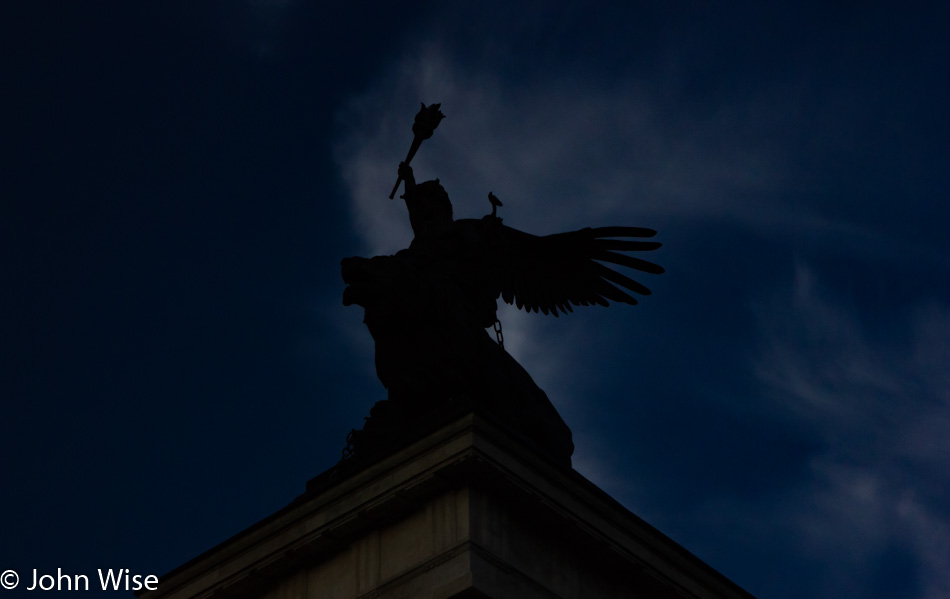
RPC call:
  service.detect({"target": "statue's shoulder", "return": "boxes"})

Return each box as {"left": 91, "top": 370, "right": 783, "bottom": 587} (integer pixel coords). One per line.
{"left": 454, "top": 215, "right": 504, "bottom": 234}
{"left": 445, "top": 217, "right": 500, "bottom": 247}
{"left": 442, "top": 218, "right": 474, "bottom": 237}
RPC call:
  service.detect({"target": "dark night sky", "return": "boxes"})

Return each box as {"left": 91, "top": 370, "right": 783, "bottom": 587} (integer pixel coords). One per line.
{"left": 2, "top": 2, "right": 949, "bottom": 598}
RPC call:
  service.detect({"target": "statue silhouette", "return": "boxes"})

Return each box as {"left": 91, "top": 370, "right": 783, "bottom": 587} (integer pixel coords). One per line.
{"left": 341, "top": 108, "right": 663, "bottom": 466}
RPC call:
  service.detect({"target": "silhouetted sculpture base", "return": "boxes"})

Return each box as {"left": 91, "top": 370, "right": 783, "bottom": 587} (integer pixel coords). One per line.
{"left": 343, "top": 389, "right": 572, "bottom": 470}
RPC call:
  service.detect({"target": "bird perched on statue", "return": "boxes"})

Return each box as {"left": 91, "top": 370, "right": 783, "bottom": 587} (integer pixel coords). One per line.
{"left": 488, "top": 191, "right": 503, "bottom": 217}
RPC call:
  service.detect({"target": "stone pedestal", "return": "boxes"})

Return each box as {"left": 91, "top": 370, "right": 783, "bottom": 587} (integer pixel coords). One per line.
{"left": 141, "top": 413, "right": 754, "bottom": 599}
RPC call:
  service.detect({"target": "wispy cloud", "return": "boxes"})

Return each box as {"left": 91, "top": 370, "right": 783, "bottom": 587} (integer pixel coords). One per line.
{"left": 331, "top": 39, "right": 934, "bottom": 265}
{"left": 749, "top": 264, "right": 950, "bottom": 598}
{"left": 332, "top": 44, "right": 798, "bottom": 248}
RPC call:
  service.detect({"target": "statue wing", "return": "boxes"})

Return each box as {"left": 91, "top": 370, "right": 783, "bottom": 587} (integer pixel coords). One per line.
{"left": 485, "top": 223, "right": 664, "bottom": 316}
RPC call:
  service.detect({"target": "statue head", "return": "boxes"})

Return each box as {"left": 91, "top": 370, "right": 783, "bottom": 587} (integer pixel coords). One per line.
{"left": 407, "top": 179, "right": 454, "bottom": 237}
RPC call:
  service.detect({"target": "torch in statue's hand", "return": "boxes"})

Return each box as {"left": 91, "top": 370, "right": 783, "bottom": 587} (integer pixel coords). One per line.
{"left": 389, "top": 103, "right": 445, "bottom": 199}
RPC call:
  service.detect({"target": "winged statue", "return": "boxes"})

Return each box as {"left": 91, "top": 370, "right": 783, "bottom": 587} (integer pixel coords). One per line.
{"left": 341, "top": 107, "right": 662, "bottom": 466}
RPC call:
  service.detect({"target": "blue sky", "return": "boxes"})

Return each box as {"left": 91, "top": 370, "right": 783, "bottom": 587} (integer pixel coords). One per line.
{"left": 3, "top": 2, "right": 948, "bottom": 598}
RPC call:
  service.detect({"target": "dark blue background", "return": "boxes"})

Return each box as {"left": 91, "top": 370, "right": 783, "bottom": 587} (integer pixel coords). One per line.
{"left": 3, "top": 3, "right": 948, "bottom": 598}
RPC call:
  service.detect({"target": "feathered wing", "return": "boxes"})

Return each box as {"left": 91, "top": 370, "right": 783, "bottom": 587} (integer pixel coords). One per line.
{"left": 482, "top": 222, "right": 664, "bottom": 316}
